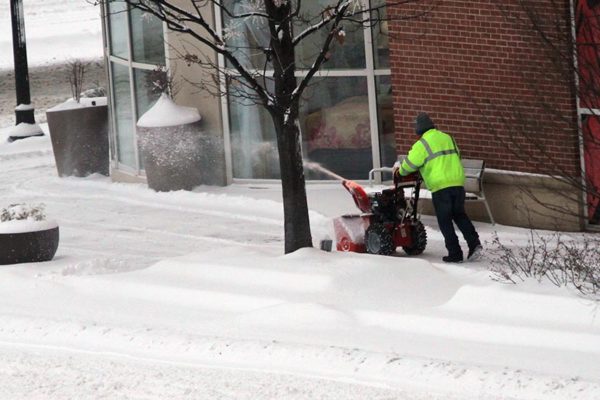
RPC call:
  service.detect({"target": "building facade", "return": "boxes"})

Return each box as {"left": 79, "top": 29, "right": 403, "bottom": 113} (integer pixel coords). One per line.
{"left": 100, "top": 0, "right": 600, "bottom": 231}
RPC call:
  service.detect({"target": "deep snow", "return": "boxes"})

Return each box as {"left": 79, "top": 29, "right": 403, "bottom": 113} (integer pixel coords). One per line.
{"left": 0, "top": 125, "right": 599, "bottom": 399}
{"left": 0, "top": 0, "right": 103, "bottom": 69}
{"left": 1, "top": 1, "right": 600, "bottom": 397}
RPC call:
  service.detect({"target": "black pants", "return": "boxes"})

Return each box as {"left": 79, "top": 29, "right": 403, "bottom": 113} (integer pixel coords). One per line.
{"left": 431, "top": 186, "right": 480, "bottom": 257}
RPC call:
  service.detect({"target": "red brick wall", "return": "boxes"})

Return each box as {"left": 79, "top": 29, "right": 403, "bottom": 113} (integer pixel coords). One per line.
{"left": 387, "top": 0, "right": 579, "bottom": 176}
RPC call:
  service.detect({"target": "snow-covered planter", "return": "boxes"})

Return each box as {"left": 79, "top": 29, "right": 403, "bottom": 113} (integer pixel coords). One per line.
{"left": 46, "top": 96, "right": 109, "bottom": 177}
{"left": 137, "top": 94, "right": 206, "bottom": 192}
{"left": 0, "top": 204, "right": 59, "bottom": 265}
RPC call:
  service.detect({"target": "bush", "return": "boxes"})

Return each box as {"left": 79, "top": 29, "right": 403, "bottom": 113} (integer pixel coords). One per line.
{"left": 0, "top": 204, "right": 46, "bottom": 222}
{"left": 488, "top": 231, "right": 600, "bottom": 299}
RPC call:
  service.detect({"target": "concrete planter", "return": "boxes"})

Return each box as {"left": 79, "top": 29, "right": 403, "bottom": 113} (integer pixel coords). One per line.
{"left": 0, "top": 222, "right": 59, "bottom": 265}
{"left": 46, "top": 99, "right": 109, "bottom": 177}
{"left": 137, "top": 121, "right": 206, "bottom": 192}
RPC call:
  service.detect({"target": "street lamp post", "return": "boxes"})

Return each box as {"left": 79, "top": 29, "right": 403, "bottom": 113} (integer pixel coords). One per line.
{"left": 9, "top": 0, "right": 43, "bottom": 141}
{"left": 11, "top": 0, "right": 34, "bottom": 124}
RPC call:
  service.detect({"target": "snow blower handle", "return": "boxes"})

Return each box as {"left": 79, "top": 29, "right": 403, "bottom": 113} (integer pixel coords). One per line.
{"left": 392, "top": 161, "right": 421, "bottom": 188}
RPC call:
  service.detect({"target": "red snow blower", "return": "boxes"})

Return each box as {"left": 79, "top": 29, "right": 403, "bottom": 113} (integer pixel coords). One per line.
{"left": 333, "top": 168, "right": 427, "bottom": 255}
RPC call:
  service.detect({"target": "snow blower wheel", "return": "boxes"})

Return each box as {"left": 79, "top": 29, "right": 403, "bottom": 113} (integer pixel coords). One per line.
{"left": 402, "top": 220, "right": 427, "bottom": 255}
{"left": 365, "top": 223, "right": 395, "bottom": 255}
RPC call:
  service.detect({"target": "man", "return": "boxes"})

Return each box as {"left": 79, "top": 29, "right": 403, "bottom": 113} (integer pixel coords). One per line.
{"left": 394, "top": 113, "right": 482, "bottom": 262}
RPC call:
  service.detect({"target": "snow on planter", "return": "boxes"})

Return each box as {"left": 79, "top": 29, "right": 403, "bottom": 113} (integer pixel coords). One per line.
{"left": 137, "top": 93, "right": 201, "bottom": 128}
{"left": 137, "top": 94, "right": 222, "bottom": 192}
{"left": 46, "top": 97, "right": 107, "bottom": 112}
{"left": 0, "top": 204, "right": 59, "bottom": 265}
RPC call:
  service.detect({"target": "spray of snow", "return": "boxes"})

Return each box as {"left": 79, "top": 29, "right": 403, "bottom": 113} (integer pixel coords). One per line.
{"left": 303, "top": 161, "right": 346, "bottom": 181}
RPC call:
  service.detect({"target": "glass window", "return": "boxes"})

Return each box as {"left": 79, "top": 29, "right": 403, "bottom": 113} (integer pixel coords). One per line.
{"left": 295, "top": 2, "right": 366, "bottom": 70}
{"left": 299, "top": 77, "right": 371, "bottom": 180}
{"left": 108, "top": 1, "right": 129, "bottom": 59}
{"left": 228, "top": 83, "right": 279, "bottom": 179}
{"left": 222, "top": 2, "right": 394, "bottom": 181}
{"left": 134, "top": 68, "right": 163, "bottom": 170}
{"left": 376, "top": 76, "right": 396, "bottom": 168}
{"left": 112, "top": 62, "right": 135, "bottom": 168}
{"left": 582, "top": 114, "right": 600, "bottom": 224}
{"left": 134, "top": 68, "right": 162, "bottom": 119}
{"left": 131, "top": 8, "right": 165, "bottom": 65}
{"left": 222, "top": 0, "right": 270, "bottom": 70}
{"left": 371, "top": 0, "right": 390, "bottom": 69}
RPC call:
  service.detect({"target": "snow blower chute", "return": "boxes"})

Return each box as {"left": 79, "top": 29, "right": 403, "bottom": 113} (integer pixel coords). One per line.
{"left": 333, "top": 168, "right": 427, "bottom": 255}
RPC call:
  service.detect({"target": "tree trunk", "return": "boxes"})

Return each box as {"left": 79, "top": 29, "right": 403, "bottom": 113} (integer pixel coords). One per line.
{"left": 274, "top": 116, "right": 313, "bottom": 254}
{"left": 265, "top": 0, "right": 313, "bottom": 253}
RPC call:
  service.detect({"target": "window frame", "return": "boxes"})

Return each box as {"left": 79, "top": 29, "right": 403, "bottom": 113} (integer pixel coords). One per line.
{"left": 102, "top": 2, "right": 168, "bottom": 175}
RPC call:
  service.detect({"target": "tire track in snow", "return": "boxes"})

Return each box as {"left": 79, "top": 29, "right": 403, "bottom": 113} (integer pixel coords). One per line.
{"left": 0, "top": 328, "right": 594, "bottom": 400}
{"left": 0, "top": 341, "right": 420, "bottom": 400}
{"left": 11, "top": 176, "right": 284, "bottom": 227}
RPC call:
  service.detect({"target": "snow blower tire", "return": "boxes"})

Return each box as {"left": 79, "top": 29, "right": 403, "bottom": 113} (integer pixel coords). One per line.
{"left": 402, "top": 220, "right": 427, "bottom": 256}
{"left": 365, "top": 223, "right": 395, "bottom": 255}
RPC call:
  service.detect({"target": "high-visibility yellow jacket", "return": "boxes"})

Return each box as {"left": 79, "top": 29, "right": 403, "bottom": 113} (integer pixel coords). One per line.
{"left": 398, "top": 128, "right": 465, "bottom": 193}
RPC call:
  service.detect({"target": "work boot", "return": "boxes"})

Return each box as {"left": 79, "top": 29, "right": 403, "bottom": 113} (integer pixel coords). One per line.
{"left": 442, "top": 253, "right": 463, "bottom": 263}
{"left": 467, "top": 244, "right": 483, "bottom": 261}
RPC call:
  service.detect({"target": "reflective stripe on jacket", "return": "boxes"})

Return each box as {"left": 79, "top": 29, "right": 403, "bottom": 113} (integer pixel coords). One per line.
{"left": 399, "top": 128, "right": 465, "bottom": 193}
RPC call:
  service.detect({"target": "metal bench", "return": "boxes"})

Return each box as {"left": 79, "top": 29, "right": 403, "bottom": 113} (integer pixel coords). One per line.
{"left": 462, "top": 159, "right": 495, "bottom": 225}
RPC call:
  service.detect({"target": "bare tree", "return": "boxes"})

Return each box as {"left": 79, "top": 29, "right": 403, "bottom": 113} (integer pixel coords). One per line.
{"left": 67, "top": 59, "right": 88, "bottom": 103}
{"left": 95, "top": 0, "right": 433, "bottom": 253}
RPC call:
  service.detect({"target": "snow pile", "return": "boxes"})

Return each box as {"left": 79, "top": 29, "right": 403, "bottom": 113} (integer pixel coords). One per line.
{"left": 15, "top": 103, "right": 34, "bottom": 111}
{"left": 47, "top": 97, "right": 107, "bottom": 112}
{"left": 2, "top": 122, "right": 44, "bottom": 140}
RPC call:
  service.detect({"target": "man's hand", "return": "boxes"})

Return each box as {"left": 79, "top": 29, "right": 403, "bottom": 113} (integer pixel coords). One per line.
{"left": 392, "top": 160, "right": 401, "bottom": 178}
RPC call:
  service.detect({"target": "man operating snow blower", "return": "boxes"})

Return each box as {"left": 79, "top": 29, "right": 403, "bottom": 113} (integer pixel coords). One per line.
{"left": 394, "top": 113, "right": 482, "bottom": 263}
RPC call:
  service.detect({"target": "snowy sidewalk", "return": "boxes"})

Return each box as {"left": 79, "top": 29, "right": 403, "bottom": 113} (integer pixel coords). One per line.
{"left": 0, "top": 132, "right": 599, "bottom": 399}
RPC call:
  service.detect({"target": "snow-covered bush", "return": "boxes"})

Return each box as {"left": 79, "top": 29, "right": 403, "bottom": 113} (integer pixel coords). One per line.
{"left": 488, "top": 231, "right": 600, "bottom": 299}
{"left": 145, "top": 65, "right": 179, "bottom": 98}
{"left": 81, "top": 85, "right": 106, "bottom": 98}
{"left": 66, "top": 60, "right": 106, "bottom": 102}
{"left": 0, "top": 204, "right": 47, "bottom": 223}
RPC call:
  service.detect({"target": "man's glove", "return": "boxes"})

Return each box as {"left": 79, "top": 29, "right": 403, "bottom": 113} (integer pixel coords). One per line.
{"left": 392, "top": 160, "right": 401, "bottom": 178}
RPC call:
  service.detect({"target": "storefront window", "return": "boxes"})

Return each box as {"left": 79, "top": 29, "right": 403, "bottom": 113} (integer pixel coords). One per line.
{"left": 105, "top": 2, "right": 166, "bottom": 173}
{"left": 582, "top": 115, "right": 600, "bottom": 224}
{"left": 300, "top": 77, "right": 372, "bottom": 180}
{"left": 376, "top": 76, "right": 396, "bottom": 168}
{"left": 134, "top": 68, "right": 162, "bottom": 119}
{"left": 222, "top": 2, "right": 393, "bottom": 180}
{"left": 112, "top": 62, "right": 135, "bottom": 168}
{"left": 576, "top": 0, "right": 600, "bottom": 225}
{"left": 228, "top": 88, "right": 279, "bottom": 179}
{"left": 131, "top": 8, "right": 165, "bottom": 64}
{"left": 222, "top": 0, "right": 270, "bottom": 70}
{"left": 295, "top": 2, "right": 366, "bottom": 70}
{"left": 371, "top": 0, "right": 390, "bottom": 69}
{"left": 108, "top": 1, "right": 128, "bottom": 59}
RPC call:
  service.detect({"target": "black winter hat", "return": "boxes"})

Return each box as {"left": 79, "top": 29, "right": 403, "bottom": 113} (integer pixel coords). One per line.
{"left": 415, "top": 112, "right": 435, "bottom": 135}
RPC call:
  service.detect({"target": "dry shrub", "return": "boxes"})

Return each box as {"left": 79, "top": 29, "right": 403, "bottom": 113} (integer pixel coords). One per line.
{"left": 488, "top": 231, "right": 600, "bottom": 299}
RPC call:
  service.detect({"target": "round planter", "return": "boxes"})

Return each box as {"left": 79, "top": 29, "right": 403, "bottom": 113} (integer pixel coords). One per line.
{"left": 46, "top": 99, "right": 109, "bottom": 177}
{"left": 0, "top": 221, "right": 60, "bottom": 265}
{"left": 138, "top": 121, "right": 205, "bottom": 192}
